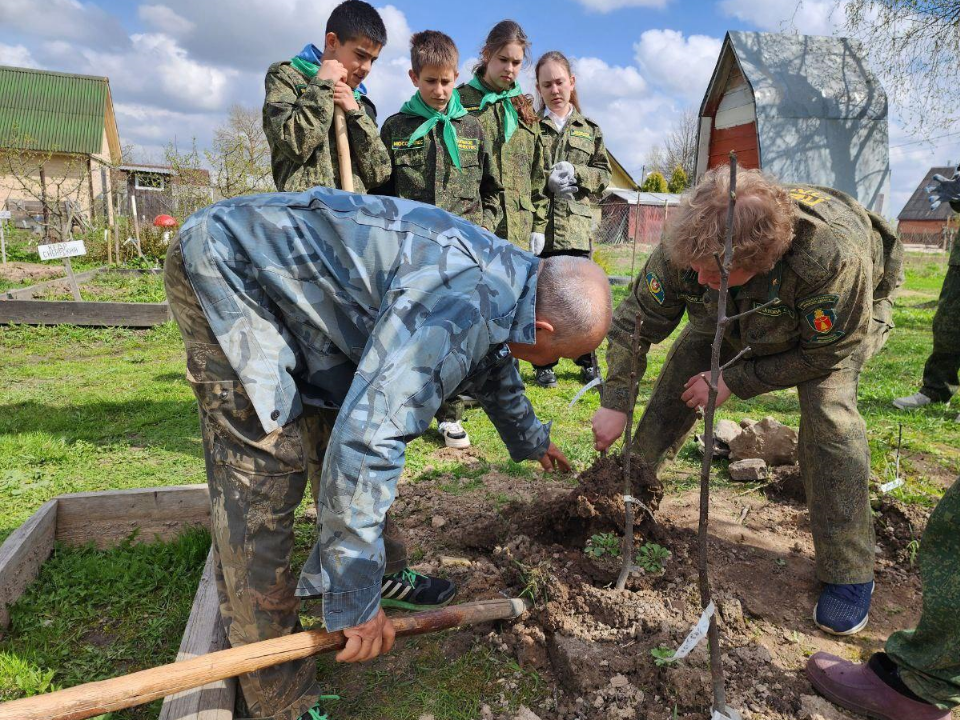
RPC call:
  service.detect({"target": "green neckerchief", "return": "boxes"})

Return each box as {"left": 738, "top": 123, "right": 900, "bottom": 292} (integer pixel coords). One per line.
{"left": 400, "top": 90, "right": 468, "bottom": 169}
{"left": 290, "top": 56, "right": 362, "bottom": 102}
{"left": 467, "top": 74, "right": 522, "bottom": 142}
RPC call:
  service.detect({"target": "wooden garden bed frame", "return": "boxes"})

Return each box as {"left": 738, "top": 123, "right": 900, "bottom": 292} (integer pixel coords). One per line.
{"left": 0, "top": 485, "right": 236, "bottom": 720}
{"left": 0, "top": 267, "right": 171, "bottom": 327}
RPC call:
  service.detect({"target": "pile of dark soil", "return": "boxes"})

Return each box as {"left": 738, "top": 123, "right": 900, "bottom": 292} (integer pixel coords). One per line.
{"left": 391, "top": 452, "right": 934, "bottom": 720}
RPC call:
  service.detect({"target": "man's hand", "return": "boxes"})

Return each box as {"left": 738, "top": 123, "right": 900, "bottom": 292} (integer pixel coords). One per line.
{"left": 333, "top": 81, "right": 360, "bottom": 112}
{"left": 317, "top": 58, "right": 348, "bottom": 83}
{"left": 681, "top": 372, "right": 732, "bottom": 410}
{"left": 336, "top": 608, "right": 395, "bottom": 663}
{"left": 538, "top": 442, "right": 572, "bottom": 473}
{"left": 592, "top": 407, "right": 628, "bottom": 451}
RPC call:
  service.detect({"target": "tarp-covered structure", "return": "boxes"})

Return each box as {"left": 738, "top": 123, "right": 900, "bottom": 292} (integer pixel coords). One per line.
{"left": 696, "top": 31, "right": 890, "bottom": 215}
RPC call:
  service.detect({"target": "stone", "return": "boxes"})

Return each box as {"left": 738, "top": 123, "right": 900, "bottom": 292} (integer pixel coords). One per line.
{"left": 610, "top": 674, "right": 629, "bottom": 688}
{"left": 513, "top": 706, "right": 543, "bottom": 720}
{"left": 431, "top": 515, "right": 447, "bottom": 529}
{"left": 729, "top": 458, "right": 768, "bottom": 482}
{"left": 799, "top": 694, "right": 858, "bottom": 720}
{"left": 439, "top": 555, "right": 472, "bottom": 567}
{"left": 729, "top": 416, "right": 798, "bottom": 466}
{"left": 715, "top": 418, "right": 742, "bottom": 445}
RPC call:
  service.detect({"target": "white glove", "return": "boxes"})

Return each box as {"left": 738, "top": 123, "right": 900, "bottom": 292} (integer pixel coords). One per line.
{"left": 547, "top": 161, "right": 576, "bottom": 196}
{"left": 927, "top": 170, "right": 960, "bottom": 209}
{"left": 529, "top": 232, "right": 545, "bottom": 255}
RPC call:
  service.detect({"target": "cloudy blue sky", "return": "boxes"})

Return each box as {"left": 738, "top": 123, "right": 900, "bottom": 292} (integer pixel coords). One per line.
{"left": 0, "top": 0, "right": 956, "bottom": 214}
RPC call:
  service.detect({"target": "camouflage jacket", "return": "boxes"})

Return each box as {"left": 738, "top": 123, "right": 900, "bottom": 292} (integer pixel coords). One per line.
{"left": 178, "top": 188, "right": 550, "bottom": 631}
{"left": 457, "top": 80, "right": 549, "bottom": 247}
{"left": 376, "top": 110, "right": 502, "bottom": 230}
{"left": 603, "top": 185, "right": 904, "bottom": 412}
{"left": 539, "top": 109, "right": 611, "bottom": 253}
{"left": 262, "top": 61, "right": 391, "bottom": 193}
{"left": 952, "top": 200, "right": 960, "bottom": 266}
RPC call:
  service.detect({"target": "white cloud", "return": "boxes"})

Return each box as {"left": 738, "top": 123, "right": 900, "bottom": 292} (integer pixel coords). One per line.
{"left": 0, "top": 0, "right": 128, "bottom": 49}
{"left": 0, "top": 43, "right": 41, "bottom": 68}
{"left": 571, "top": 57, "right": 648, "bottom": 98}
{"left": 718, "top": 0, "right": 847, "bottom": 37}
{"left": 633, "top": 29, "right": 721, "bottom": 100}
{"left": 138, "top": 4, "right": 195, "bottom": 36}
{"left": 573, "top": 0, "right": 670, "bottom": 11}
{"left": 40, "top": 33, "right": 239, "bottom": 113}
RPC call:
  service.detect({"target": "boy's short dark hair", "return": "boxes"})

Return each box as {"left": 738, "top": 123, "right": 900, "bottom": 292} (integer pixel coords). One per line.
{"left": 410, "top": 30, "right": 459, "bottom": 75}
{"left": 326, "top": 0, "right": 387, "bottom": 48}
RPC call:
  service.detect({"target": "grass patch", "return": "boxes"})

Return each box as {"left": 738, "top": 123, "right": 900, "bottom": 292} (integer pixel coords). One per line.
{"left": 0, "top": 527, "right": 210, "bottom": 718}
{"left": 32, "top": 270, "right": 167, "bottom": 303}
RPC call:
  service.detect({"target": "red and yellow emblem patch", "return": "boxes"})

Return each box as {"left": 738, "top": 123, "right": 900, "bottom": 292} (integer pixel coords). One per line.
{"left": 806, "top": 307, "right": 835, "bottom": 334}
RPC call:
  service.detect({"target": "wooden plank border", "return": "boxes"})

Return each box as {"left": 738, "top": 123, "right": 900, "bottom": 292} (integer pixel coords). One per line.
{"left": 56, "top": 485, "right": 211, "bottom": 548}
{"left": 0, "top": 299, "right": 171, "bottom": 327}
{"left": 0, "top": 499, "right": 58, "bottom": 631}
{"left": 0, "top": 486, "right": 236, "bottom": 718}
{"left": 159, "top": 549, "right": 235, "bottom": 720}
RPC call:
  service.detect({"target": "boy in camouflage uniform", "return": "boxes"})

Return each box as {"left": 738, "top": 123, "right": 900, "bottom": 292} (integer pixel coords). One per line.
{"left": 894, "top": 168, "right": 960, "bottom": 419}
{"left": 262, "top": 0, "right": 390, "bottom": 194}
{"left": 807, "top": 474, "right": 960, "bottom": 720}
{"left": 592, "top": 168, "right": 903, "bottom": 636}
{"left": 166, "top": 187, "right": 611, "bottom": 720}
{"left": 377, "top": 31, "right": 502, "bottom": 449}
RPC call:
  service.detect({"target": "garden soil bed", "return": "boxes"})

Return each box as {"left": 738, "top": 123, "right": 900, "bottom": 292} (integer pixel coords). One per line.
{"left": 375, "top": 453, "right": 946, "bottom": 720}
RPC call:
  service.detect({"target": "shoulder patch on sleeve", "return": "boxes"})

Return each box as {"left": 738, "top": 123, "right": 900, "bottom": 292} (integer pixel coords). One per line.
{"left": 789, "top": 188, "right": 831, "bottom": 206}
{"left": 797, "top": 294, "right": 839, "bottom": 311}
{"left": 645, "top": 271, "right": 666, "bottom": 305}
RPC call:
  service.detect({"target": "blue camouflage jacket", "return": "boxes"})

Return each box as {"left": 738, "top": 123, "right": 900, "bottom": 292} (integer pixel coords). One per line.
{"left": 178, "top": 187, "right": 551, "bottom": 630}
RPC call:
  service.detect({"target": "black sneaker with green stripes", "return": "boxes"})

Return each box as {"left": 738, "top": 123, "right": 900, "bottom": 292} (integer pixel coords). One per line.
{"left": 297, "top": 695, "right": 339, "bottom": 720}
{"left": 380, "top": 568, "right": 456, "bottom": 610}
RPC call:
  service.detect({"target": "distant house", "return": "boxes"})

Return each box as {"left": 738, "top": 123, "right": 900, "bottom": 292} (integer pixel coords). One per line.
{"left": 114, "top": 163, "right": 212, "bottom": 224}
{"left": 897, "top": 167, "right": 960, "bottom": 247}
{"left": 606, "top": 150, "right": 640, "bottom": 192}
{"left": 0, "top": 65, "right": 122, "bottom": 229}
{"left": 696, "top": 31, "right": 890, "bottom": 215}
{"left": 599, "top": 190, "right": 680, "bottom": 245}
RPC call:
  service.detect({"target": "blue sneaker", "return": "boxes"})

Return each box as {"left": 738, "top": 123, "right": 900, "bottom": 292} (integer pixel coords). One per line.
{"left": 814, "top": 581, "right": 874, "bottom": 635}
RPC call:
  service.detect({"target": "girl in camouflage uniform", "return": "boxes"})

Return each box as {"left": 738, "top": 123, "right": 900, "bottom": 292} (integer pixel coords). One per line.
{"left": 529, "top": 50, "right": 612, "bottom": 388}
{"left": 457, "top": 20, "right": 549, "bottom": 250}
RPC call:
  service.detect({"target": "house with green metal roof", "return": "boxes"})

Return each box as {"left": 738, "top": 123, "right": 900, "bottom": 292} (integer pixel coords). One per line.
{"left": 0, "top": 64, "right": 121, "bottom": 228}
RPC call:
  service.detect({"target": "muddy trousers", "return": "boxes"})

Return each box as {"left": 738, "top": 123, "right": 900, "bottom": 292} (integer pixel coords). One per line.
{"left": 632, "top": 326, "right": 875, "bottom": 585}
{"left": 886, "top": 476, "right": 960, "bottom": 710}
{"left": 920, "top": 264, "right": 960, "bottom": 403}
{"left": 165, "top": 242, "right": 407, "bottom": 720}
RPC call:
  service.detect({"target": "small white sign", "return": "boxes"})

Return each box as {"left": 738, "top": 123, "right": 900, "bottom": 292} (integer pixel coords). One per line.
{"left": 39, "top": 240, "right": 87, "bottom": 261}
{"left": 0, "top": 210, "right": 11, "bottom": 220}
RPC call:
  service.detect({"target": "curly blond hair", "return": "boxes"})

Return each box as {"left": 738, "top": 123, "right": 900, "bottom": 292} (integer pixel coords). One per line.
{"left": 663, "top": 166, "right": 795, "bottom": 273}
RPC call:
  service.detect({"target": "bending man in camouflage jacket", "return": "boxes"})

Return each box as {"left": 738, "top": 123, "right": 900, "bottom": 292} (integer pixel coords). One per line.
{"left": 165, "top": 187, "right": 612, "bottom": 720}
{"left": 592, "top": 168, "right": 903, "bottom": 638}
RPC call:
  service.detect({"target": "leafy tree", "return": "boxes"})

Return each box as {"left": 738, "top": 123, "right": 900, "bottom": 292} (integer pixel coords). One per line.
{"left": 668, "top": 165, "right": 689, "bottom": 194}
{"left": 641, "top": 171, "right": 668, "bottom": 193}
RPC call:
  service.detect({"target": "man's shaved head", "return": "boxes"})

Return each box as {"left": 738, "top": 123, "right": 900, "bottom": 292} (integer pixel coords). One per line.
{"left": 508, "top": 256, "right": 611, "bottom": 365}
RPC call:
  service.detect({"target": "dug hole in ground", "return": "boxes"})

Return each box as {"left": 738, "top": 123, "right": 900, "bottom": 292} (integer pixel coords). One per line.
{"left": 343, "top": 449, "right": 949, "bottom": 720}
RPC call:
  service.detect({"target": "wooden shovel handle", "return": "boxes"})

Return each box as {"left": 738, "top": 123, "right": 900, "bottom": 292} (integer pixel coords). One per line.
{"left": 334, "top": 105, "right": 354, "bottom": 192}
{"left": 0, "top": 598, "right": 527, "bottom": 720}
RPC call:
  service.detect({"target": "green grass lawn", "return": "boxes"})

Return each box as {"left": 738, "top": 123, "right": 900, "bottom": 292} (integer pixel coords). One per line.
{"left": 0, "top": 248, "right": 956, "bottom": 718}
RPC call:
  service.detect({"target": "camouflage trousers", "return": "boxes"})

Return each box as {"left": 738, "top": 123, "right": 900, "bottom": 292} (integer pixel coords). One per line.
{"left": 920, "top": 264, "right": 960, "bottom": 403}
{"left": 165, "top": 241, "right": 407, "bottom": 720}
{"left": 632, "top": 323, "right": 884, "bottom": 585}
{"left": 886, "top": 475, "right": 960, "bottom": 709}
